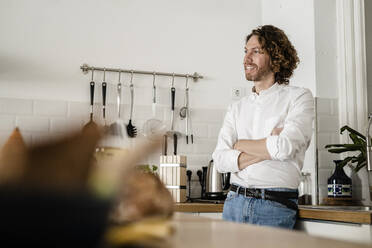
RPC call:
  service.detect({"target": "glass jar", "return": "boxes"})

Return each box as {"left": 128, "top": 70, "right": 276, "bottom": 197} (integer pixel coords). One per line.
{"left": 298, "top": 172, "right": 312, "bottom": 205}
{"left": 327, "top": 160, "right": 352, "bottom": 198}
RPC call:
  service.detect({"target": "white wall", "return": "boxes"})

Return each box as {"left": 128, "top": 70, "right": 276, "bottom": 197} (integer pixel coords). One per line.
{"left": 261, "top": 0, "right": 317, "bottom": 94}
{"left": 314, "top": 0, "right": 338, "bottom": 99}
{"left": 0, "top": 0, "right": 261, "bottom": 109}
{"left": 366, "top": 0, "right": 372, "bottom": 112}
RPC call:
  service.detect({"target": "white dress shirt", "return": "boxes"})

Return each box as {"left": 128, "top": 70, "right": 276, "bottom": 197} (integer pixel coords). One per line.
{"left": 212, "top": 83, "right": 314, "bottom": 189}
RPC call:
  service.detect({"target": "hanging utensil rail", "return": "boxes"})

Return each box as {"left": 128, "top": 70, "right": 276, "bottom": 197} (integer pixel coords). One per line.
{"left": 80, "top": 64, "right": 203, "bottom": 82}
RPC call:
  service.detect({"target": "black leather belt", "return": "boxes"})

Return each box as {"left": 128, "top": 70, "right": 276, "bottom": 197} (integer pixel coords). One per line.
{"left": 230, "top": 184, "right": 298, "bottom": 211}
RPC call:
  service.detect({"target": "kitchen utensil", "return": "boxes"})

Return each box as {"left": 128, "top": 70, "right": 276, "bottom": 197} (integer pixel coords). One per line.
{"left": 186, "top": 78, "right": 194, "bottom": 144}
{"left": 188, "top": 105, "right": 194, "bottom": 144}
{"left": 201, "top": 166, "right": 208, "bottom": 199}
{"left": 143, "top": 73, "right": 166, "bottom": 138}
{"left": 126, "top": 72, "right": 137, "bottom": 138}
{"left": 197, "top": 169, "right": 203, "bottom": 198}
{"left": 179, "top": 76, "right": 191, "bottom": 144}
{"left": 102, "top": 68, "right": 107, "bottom": 128}
{"left": 179, "top": 107, "right": 187, "bottom": 119}
{"left": 186, "top": 170, "right": 192, "bottom": 200}
{"left": 89, "top": 70, "right": 95, "bottom": 122}
{"left": 179, "top": 75, "right": 189, "bottom": 119}
{"left": 83, "top": 70, "right": 95, "bottom": 129}
{"left": 205, "top": 159, "right": 230, "bottom": 200}
{"left": 166, "top": 74, "right": 181, "bottom": 155}
{"left": 108, "top": 70, "right": 126, "bottom": 139}
{"left": 162, "top": 134, "right": 167, "bottom": 156}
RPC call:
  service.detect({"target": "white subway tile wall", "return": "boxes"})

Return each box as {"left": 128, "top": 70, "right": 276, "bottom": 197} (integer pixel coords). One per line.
{"left": 0, "top": 98, "right": 33, "bottom": 115}
{"left": 0, "top": 97, "right": 223, "bottom": 198}
{"left": 0, "top": 116, "right": 15, "bottom": 131}
{"left": 34, "top": 100, "right": 68, "bottom": 117}
{"left": 316, "top": 98, "right": 341, "bottom": 204}
{"left": 16, "top": 117, "right": 49, "bottom": 133}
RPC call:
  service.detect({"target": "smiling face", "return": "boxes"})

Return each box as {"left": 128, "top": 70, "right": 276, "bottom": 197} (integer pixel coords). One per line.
{"left": 243, "top": 35, "right": 274, "bottom": 83}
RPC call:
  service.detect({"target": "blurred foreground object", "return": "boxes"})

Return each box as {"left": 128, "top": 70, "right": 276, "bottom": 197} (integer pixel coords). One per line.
{"left": 106, "top": 216, "right": 174, "bottom": 246}
{"left": 0, "top": 125, "right": 167, "bottom": 247}
{"left": 109, "top": 169, "right": 174, "bottom": 224}
{"left": 0, "top": 128, "right": 27, "bottom": 185}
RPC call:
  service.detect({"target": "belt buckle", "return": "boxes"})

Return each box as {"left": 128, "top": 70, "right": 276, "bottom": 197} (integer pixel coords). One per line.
{"left": 244, "top": 187, "right": 248, "bottom": 197}
{"left": 254, "top": 189, "right": 261, "bottom": 198}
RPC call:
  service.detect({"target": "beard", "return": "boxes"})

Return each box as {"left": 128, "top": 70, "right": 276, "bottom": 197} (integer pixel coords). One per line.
{"left": 245, "top": 64, "right": 272, "bottom": 82}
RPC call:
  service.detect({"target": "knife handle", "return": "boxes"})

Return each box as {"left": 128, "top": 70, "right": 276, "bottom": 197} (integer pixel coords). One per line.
{"left": 163, "top": 135, "right": 167, "bottom": 156}
{"left": 90, "top": 81, "right": 95, "bottom": 106}
{"left": 90, "top": 81, "right": 95, "bottom": 120}
{"left": 102, "top": 82, "right": 107, "bottom": 106}
{"left": 171, "top": 87, "right": 175, "bottom": 111}
{"left": 102, "top": 82, "right": 107, "bottom": 118}
{"left": 173, "top": 133, "right": 177, "bottom": 155}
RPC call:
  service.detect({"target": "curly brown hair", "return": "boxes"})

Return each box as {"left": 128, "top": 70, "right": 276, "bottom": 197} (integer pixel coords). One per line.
{"left": 246, "top": 25, "right": 299, "bottom": 85}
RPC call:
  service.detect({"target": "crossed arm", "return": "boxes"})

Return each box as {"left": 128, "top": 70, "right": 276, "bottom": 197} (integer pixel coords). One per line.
{"left": 235, "top": 127, "right": 283, "bottom": 170}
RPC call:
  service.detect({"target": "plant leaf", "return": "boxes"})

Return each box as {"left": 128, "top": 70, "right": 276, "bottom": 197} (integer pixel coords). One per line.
{"left": 340, "top": 125, "right": 366, "bottom": 140}
{"left": 337, "top": 156, "right": 356, "bottom": 168}
{"left": 349, "top": 133, "right": 367, "bottom": 158}
{"left": 325, "top": 144, "right": 363, "bottom": 149}
{"left": 355, "top": 161, "right": 367, "bottom": 172}
{"left": 325, "top": 125, "right": 367, "bottom": 172}
{"left": 327, "top": 148, "right": 362, "bottom": 154}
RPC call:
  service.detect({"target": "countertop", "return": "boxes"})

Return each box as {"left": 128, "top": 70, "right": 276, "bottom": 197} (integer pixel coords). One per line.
{"left": 174, "top": 203, "right": 372, "bottom": 224}
{"left": 165, "top": 212, "right": 370, "bottom": 248}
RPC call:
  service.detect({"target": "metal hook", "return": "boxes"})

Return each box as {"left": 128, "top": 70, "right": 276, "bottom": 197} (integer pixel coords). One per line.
{"left": 171, "top": 73, "right": 175, "bottom": 87}
{"left": 185, "top": 74, "right": 189, "bottom": 89}
{"left": 130, "top": 70, "right": 134, "bottom": 86}
{"left": 152, "top": 72, "right": 156, "bottom": 106}
{"left": 91, "top": 68, "right": 94, "bottom": 81}
{"left": 152, "top": 72, "right": 156, "bottom": 88}
{"left": 103, "top": 68, "right": 106, "bottom": 81}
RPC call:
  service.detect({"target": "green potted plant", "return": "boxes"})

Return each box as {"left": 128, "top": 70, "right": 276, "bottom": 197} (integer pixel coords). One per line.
{"left": 325, "top": 125, "right": 367, "bottom": 172}
{"left": 325, "top": 125, "right": 372, "bottom": 202}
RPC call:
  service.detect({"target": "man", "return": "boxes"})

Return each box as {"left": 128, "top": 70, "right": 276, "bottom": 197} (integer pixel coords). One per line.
{"left": 212, "top": 25, "right": 314, "bottom": 229}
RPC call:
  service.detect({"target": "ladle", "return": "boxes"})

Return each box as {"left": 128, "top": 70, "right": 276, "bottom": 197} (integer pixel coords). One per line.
{"left": 108, "top": 70, "right": 126, "bottom": 139}
{"left": 143, "top": 73, "right": 166, "bottom": 138}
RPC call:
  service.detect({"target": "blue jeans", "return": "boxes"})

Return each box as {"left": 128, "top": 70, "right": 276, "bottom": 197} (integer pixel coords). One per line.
{"left": 222, "top": 186, "right": 298, "bottom": 229}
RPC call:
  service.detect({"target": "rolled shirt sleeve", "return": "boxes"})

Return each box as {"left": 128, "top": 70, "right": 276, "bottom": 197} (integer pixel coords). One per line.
{"left": 212, "top": 104, "right": 241, "bottom": 173}
{"left": 266, "top": 88, "right": 314, "bottom": 161}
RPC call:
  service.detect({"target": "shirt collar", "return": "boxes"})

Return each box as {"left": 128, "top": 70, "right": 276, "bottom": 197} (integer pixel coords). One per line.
{"left": 251, "top": 83, "right": 280, "bottom": 97}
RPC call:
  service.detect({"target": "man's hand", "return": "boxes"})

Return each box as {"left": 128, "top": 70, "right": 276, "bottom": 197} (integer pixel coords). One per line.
{"left": 233, "top": 139, "right": 271, "bottom": 160}
{"left": 271, "top": 127, "right": 283, "bottom": 136}
{"left": 238, "top": 152, "right": 264, "bottom": 170}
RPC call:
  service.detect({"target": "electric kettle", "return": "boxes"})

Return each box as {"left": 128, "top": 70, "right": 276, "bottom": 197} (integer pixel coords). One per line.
{"left": 205, "top": 160, "right": 230, "bottom": 199}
